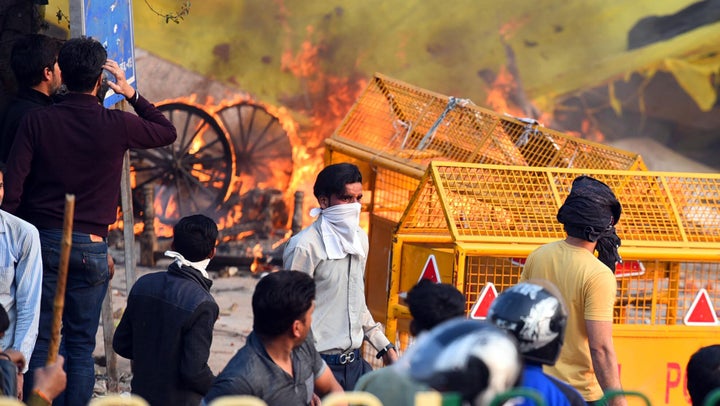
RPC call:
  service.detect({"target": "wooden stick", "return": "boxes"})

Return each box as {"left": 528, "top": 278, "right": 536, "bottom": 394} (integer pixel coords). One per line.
{"left": 101, "top": 286, "right": 119, "bottom": 392}
{"left": 47, "top": 194, "right": 75, "bottom": 365}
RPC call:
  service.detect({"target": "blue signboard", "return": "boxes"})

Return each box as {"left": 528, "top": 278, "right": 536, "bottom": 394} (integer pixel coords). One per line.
{"left": 83, "top": 0, "right": 136, "bottom": 108}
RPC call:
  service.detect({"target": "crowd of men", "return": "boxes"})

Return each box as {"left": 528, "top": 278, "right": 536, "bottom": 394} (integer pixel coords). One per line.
{"left": 0, "top": 32, "right": 718, "bottom": 406}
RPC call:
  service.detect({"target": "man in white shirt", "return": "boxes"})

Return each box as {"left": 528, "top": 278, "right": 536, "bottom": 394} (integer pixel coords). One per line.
{"left": 0, "top": 162, "right": 42, "bottom": 399}
{"left": 283, "top": 163, "right": 397, "bottom": 389}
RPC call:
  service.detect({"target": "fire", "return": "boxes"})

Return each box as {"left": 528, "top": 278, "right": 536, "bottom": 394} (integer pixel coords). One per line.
{"left": 485, "top": 65, "right": 524, "bottom": 117}
{"left": 109, "top": 22, "right": 375, "bottom": 251}
{"left": 279, "top": 25, "right": 367, "bottom": 226}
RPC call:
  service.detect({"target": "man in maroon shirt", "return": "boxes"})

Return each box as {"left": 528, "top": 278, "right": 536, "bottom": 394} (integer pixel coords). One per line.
{"left": 2, "top": 36, "right": 176, "bottom": 406}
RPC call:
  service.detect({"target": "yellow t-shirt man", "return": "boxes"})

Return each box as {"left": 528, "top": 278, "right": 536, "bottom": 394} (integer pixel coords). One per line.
{"left": 520, "top": 239, "right": 617, "bottom": 402}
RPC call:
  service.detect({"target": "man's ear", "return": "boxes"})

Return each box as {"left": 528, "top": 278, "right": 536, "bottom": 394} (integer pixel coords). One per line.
{"left": 43, "top": 66, "right": 53, "bottom": 82}
{"left": 208, "top": 247, "right": 216, "bottom": 260}
{"left": 291, "top": 319, "right": 302, "bottom": 339}
{"left": 318, "top": 196, "right": 329, "bottom": 209}
{"left": 92, "top": 75, "right": 102, "bottom": 96}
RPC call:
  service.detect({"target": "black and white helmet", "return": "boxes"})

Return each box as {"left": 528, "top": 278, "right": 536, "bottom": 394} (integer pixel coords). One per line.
{"left": 401, "top": 318, "right": 522, "bottom": 406}
{"left": 487, "top": 281, "right": 568, "bottom": 366}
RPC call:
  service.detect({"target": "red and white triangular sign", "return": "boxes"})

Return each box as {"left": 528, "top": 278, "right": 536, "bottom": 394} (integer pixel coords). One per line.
{"left": 615, "top": 260, "right": 646, "bottom": 279}
{"left": 470, "top": 282, "right": 498, "bottom": 320}
{"left": 418, "top": 255, "right": 441, "bottom": 283}
{"left": 684, "top": 289, "right": 719, "bottom": 326}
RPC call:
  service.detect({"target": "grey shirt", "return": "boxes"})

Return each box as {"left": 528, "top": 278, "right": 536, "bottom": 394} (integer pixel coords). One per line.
{"left": 203, "top": 332, "right": 327, "bottom": 406}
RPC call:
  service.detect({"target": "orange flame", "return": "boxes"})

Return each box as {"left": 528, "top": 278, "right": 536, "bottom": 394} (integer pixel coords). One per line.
{"left": 112, "top": 23, "right": 369, "bottom": 245}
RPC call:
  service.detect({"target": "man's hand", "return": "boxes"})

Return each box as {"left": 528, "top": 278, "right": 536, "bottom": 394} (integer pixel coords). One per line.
{"left": 4, "top": 349, "right": 26, "bottom": 371}
{"left": 382, "top": 348, "right": 398, "bottom": 366}
{"left": 33, "top": 355, "right": 67, "bottom": 402}
{"left": 102, "top": 60, "right": 135, "bottom": 100}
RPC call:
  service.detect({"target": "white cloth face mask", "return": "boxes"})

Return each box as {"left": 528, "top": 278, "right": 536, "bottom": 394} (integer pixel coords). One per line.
{"left": 310, "top": 202, "right": 364, "bottom": 259}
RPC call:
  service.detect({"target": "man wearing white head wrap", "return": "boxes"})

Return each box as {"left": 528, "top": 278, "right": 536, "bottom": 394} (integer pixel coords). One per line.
{"left": 283, "top": 163, "right": 397, "bottom": 390}
{"left": 520, "top": 176, "right": 626, "bottom": 406}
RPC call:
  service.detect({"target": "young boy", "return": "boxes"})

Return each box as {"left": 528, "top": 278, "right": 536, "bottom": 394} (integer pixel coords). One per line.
{"left": 113, "top": 214, "right": 220, "bottom": 406}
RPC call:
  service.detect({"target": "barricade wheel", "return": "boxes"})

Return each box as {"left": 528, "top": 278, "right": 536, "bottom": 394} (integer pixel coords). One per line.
{"left": 130, "top": 102, "right": 233, "bottom": 225}
{"left": 215, "top": 101, "right": 293, "bottom": 195}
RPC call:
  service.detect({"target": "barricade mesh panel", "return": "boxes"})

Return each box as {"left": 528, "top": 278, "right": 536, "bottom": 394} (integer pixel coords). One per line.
{"left": 394, "top": 162, "right": 720, "bottom": 327}
{"left": 373, "top": 168, "right": 420, "bottom": 223}
{"left": 461, "top": 257, "right": 720, "bottom": 326}
{"left": 327, "top": 73, "right": 646, "bottom": 224}
{"left": 464, "top": 256, "right": 523, "bottom": 314}
{"left": 399, "top": 162, "right": 720, "bottom": 244}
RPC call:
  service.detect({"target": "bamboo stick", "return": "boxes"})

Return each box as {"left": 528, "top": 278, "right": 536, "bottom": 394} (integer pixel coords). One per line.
{"left": 47, "top": 194, "right": 75, "bottom": 364}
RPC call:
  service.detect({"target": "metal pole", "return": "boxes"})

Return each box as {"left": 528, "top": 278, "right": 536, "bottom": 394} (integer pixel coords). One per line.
{"left": 139, "top": 184, "right": 157, "bottom": 266}
{"left": 101, "top": 286, "right": 118, "bottom": 392}
{"left": 120, "top": 150, "right": 136, "bottom": 292}
{"left": 69, "top": 0, "right": 86, "bottom": 37}
{"left": 292, "top": 191, "right": 304, "bottom": 234}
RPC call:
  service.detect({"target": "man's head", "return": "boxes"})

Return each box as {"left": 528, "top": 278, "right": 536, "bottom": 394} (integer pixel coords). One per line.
{"left": 171, "top": 215, "right": 218, "bottom": 262}
{"left": 313, "top": 163, "right": 363, "bottom": 209}
{"left": 58, "top": 36, "right": 106, "bottom": 93}
{"left": 252, "top": 271, "right": 315, "bottom": 341}
{"left": 406, "top": 279, "right": 466, "bottom": 336}
{"left": 402, "top": 318, "right": 522, "bottom": 406}
{"left": 487, "top": 281, "right": 568, "bottom": 366}
{"left": 10, "top": 34, "right": 63, "bottom": 95}
{"left": 687, "top": 345, "right": 720, "bottom": 406}
{"left": 557, "top": 175, "right": 622, "bottom": 271}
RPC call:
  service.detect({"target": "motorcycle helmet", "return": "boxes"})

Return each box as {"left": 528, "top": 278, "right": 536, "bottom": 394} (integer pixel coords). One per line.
{"left": 402, "top": 318, "right": 522, "bottom": 406}
{"left": 487, "top": 281, "right": 568, "bottom": 366}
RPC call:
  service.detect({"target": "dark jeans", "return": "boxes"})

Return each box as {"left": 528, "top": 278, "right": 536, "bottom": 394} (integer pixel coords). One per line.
{"left": 23, "top": 229, "right": 109, "bottom": 406}
{"left": 321, "top": 351, "right": 373, "bottom": 391}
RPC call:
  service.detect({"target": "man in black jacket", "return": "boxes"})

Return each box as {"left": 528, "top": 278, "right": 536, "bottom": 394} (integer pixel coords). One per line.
{"left": 113, "top": 214, "right": 220, "bottom": 406}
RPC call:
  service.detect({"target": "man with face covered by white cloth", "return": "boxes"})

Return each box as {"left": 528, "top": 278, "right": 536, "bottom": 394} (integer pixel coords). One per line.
{"left": 283, "top": 163, "right": 398, "bottom": 390}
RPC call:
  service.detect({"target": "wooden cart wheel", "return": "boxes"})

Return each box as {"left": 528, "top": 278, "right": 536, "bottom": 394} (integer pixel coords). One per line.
{"left": 214, "top": 101, "right": 293, "bottom": 195}
{"left": 130, "top": 102, "right": 233, "bottom": 225}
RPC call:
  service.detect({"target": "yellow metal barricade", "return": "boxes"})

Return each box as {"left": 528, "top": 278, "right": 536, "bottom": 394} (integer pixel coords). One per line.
{"left": 387, "top": 161, "right": 720, "bottom": 406}
{"left": 327, "top": 73, "right": 646, "bottom": 224}
{"left": 208, "top": 396, "right": 268, "bottom": 406}
{"left": 322, "top": 391, "right": 383, "bottom": 406}
{"left": 88, "top": 395, "right": 150, "bottom": 406}
{"left": 324, "top": 73, "right": 646, "bottom": 348}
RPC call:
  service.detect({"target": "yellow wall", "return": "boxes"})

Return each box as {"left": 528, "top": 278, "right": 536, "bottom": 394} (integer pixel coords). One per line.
{"left": 46, "top": 0, "right": 713, "bottom": 111}
{"left": 614, "top": 325, "right": 716, "bottom": 405}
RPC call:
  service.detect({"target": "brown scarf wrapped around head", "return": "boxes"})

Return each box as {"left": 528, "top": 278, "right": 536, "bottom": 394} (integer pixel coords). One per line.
{"left": 557, "top": 176, "right": 622, "bottom": 272}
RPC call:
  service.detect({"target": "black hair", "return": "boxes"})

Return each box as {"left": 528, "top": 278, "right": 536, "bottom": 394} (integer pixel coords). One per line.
{"left": 0, "top": 161, "right": 6, "bottom": 175}
{"left": 313, "top": 163, "right": 362, "bottom": 199}
{"left": 0, "top": 304, "right": 8, "bottom": 334}
{"left": 687, "top": 345, "right": 720, "bottom": 406}
{"left": 252, "top": 270, "right": 315, "bottom": 337}
{"left": 58, "top": 36, "right": 106, "bottom": 93}
{"left": 406, "top": 279, "right": 466, "bottom": 336}
{"left": 10, "top": 34, "right": 62, "bottom": 88}
{"left": 172, "top": 215, "right": 218, "bottom": 262}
